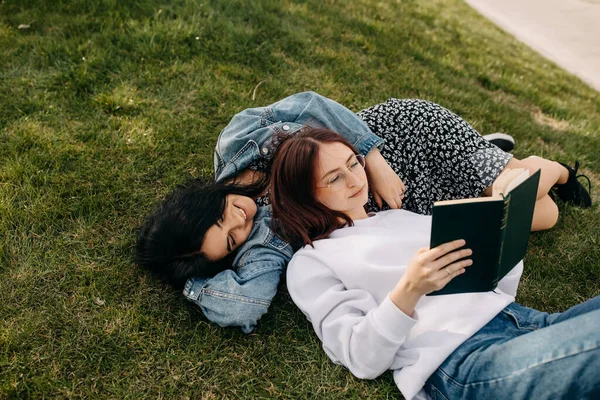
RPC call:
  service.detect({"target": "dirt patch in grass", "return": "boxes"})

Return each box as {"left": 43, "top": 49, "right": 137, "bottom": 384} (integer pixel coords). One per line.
{"left": 532, "top": 107, "right": 570, "bottom": 131}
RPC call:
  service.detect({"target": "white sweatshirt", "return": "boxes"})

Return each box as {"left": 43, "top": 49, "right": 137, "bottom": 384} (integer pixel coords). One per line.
{"left": 286, "top": 209, "right": 522, "bottom": 400}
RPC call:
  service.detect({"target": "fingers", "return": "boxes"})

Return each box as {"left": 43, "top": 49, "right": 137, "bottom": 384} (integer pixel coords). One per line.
{"left": 417, "top": 247, "right": 429, "bottom": 254}
{"left": 406, "top": 244, "right": 472, "bottom": 295}
{"left": 377, "top": 190, "right": 405, "bottom": 209}
{"left": 388, "top": 197, "right": 401, "bottom": 209}
{"left": 387, "top": 190, "right": 406, "bottom": 209}
{"left": 439, "top": 258, "right": 472, "bottom": 279}
{"left": 433, "top": 247, "right": 472, "bottom": 269}
{"left": 373, "top": 193, "right": 383, "bottom": 209}
{"left": 425, "top": 239, "right": 467, "bottom": 261}
{"left": 398, "top": 190, "right": 405, "bottom": 207}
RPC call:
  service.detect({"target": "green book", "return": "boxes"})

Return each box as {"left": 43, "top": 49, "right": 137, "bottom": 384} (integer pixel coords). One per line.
{"left": 428, "top": 169, "right": 540, "bottom": 296}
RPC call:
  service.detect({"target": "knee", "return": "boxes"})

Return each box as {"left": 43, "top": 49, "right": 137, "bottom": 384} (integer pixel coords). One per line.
{"left": 533, "top": 213, "right": 558, "bottom": 231}
{"left": 532, "top": 198, "right": 559, "bottom": 232}
{"left": 520, "top": 156, "right": 558, "bottom": 173}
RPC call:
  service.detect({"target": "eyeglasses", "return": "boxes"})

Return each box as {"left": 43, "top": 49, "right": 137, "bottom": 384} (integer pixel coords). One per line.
{"left": 317, "top": 154, "right": 365, "bottom": 192}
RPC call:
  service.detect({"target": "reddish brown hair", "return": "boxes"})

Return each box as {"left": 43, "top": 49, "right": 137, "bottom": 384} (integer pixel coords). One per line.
{"left": 270, "top": 127, "right": 361, "bottom": 247}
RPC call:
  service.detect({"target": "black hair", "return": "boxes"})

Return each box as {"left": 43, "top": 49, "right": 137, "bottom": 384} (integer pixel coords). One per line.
{"left": 135, "top": 176, "right": 267, "bottom": 290}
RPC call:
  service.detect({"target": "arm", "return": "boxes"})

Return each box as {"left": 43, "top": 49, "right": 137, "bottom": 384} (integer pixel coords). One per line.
{"left": 287, "top": 253, "right": 417, "bottom": 379}
{"left": 286, "top": 240, "right": 472, "bottom": 378}
{"left": 214, "top": 91, "right": 385, "bottom": 182}
{"left": 279, "top": 91, "right": 385, "bottom": 155}
{"left": 215, "top": 91, "right": 405, "bottom": 205}
{"left": 365, "top": 147, "right": 406, "bottom": 209}
{"left": 183, "top": 249, "right": 287, "bottom": 334}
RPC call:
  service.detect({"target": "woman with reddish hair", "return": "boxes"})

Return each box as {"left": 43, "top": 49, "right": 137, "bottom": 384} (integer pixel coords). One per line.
{"left": 269, "top": 127, "right": 600, "bottom": 400}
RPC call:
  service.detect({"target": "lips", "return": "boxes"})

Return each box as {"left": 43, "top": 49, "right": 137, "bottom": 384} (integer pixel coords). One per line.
{"left": 350, "top": 186, "right": 365, "bottom": 198}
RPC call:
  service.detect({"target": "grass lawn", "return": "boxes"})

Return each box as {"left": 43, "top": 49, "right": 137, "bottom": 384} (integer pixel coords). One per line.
{"left": 1, "top": 0, "right": 599, "bottom": 398}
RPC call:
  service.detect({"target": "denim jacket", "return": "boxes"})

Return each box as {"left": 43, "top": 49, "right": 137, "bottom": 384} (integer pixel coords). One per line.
{"left": 184, "top": 91, "right": 384, "bottom": 332}
{"left": 183, "top": 206, "right": 293, "bottom": 333}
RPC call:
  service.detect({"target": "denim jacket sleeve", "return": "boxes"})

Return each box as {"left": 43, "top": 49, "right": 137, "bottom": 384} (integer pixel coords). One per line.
{"left": 214, "top": 91, "right": 385, "bottom": 183}
{"left": 182, "top": 247, "right": 288, "bottom": 334}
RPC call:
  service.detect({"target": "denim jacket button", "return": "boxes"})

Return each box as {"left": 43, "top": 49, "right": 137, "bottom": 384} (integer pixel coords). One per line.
{"left": 189, "top": 291, "right": 195, "bottom": 296}
{"left": 282, "top": 124, "right": 290, "bottom": 131}
{"left": 262, "top": 147, "right": 269, "bottom": 155}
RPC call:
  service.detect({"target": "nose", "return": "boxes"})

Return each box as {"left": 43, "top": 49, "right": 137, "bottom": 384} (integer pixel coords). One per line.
{"left": 345, "top": 170, "right": 361, "bottom": 187}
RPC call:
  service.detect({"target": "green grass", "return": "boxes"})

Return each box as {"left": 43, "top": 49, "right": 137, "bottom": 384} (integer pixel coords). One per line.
{"left": 1, "top": 0, "right": 599, "bottom": 398}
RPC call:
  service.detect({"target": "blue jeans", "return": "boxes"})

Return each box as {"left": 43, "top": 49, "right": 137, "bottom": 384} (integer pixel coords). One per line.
{"left": 425, "top": 296, "right": 600, "bottom": 399}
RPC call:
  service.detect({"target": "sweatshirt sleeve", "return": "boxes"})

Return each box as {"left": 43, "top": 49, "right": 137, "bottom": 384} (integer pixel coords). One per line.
{"left": 286, "top": 253, "right": 417, "bottom": 379}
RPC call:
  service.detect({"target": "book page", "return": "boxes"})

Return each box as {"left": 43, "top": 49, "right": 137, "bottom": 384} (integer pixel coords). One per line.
{"left": 434, "top": 196, "right": 501, "bottom": 206}
{"left": 492, "top": 168, "right": 529, "bottom": 197}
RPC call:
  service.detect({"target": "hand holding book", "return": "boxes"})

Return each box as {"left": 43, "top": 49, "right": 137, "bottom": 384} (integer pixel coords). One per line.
{"left": 428, "top": 168, "right": 541, "bottom": 295}
{"left": 391, "top": 240, "right": 473, "bottom": 316}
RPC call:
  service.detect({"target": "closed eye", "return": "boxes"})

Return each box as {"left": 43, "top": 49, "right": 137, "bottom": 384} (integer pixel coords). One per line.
{"left": 226, "top": 232, "right": 237, "bottom": 253}
{"left": 329, "top": 173, "right": 342, "bottom": 184}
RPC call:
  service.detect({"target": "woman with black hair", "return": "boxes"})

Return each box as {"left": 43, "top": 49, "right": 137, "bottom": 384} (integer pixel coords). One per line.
{"left": 135, "top": 92, "right": 590, "bottom": 333}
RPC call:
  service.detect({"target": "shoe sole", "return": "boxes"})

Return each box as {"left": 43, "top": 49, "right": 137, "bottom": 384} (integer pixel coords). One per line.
{"left": 483, "top": 132, "right": 515, "bottom": 152}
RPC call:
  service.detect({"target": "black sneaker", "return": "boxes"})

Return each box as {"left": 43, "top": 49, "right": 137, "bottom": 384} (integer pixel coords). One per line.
{"left": 554, "top": 161, "right": 592, "bottom": 208}
{"left": 483, "top": 133, "right": 515, "bottom": 152}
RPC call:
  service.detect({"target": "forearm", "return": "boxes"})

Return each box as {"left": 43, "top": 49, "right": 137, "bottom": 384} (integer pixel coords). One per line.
{"left": 292, "top": 92, "right": 385, "bottom": 155}
{"left": 389, "top": 278, "right": 423, "bottom": 317}
{"left": 364, "top": 147, "right": 387, "bottom": 171}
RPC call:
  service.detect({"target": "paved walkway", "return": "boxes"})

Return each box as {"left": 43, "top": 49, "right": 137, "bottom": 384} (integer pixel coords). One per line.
{"left": 464, "top": 0, "right": 600, "bottom": 92}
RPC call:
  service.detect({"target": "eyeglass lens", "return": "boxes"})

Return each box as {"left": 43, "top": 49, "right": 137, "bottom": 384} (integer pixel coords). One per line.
{"left": 328, "top": 154, "right": 365, "bottom": 191}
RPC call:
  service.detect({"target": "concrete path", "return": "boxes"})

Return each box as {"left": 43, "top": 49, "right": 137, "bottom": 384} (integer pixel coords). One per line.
{"left": 464, "top": 0, "right": 600, "bottom": 92}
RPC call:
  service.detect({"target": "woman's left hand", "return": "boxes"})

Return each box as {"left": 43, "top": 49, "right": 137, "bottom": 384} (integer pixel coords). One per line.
{"left": 365, "top": 148, "right": 405, "bottom": 209}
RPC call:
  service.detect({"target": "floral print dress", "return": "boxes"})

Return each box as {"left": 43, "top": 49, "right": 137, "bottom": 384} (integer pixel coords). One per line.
{"left": 357, "top": 99, "right": 512, "bottom": 214}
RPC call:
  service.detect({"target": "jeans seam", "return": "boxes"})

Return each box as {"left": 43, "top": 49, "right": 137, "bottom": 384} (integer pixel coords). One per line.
{"left": 435, "top": 365, "right": 465, "bottom": 392}
{"left": 228, "top": 140, "right": 256, "bottom": 165}
{"left": 443, "top": 343, "right": 600, "bottom": 390}
{"left": 426, "top": 382, "right": 450, "bottom": 400}
{"left": 501, "top": 309, "right": 538, "bottom": 331}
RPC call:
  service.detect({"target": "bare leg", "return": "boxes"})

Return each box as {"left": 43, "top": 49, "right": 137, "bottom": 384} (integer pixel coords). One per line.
{"left": 483, "top": 156, "right": 569, "bottom": 231}
{"left": 531, "top": 195, "right": 559, "bottom": 231}
{"left": 483, "top": 157, "right": 569, "bottom": 199}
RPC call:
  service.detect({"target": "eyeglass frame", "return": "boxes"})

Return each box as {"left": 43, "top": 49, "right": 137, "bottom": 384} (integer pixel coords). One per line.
{"left": 316, "top": 153, "right": 366, "bottom": 192}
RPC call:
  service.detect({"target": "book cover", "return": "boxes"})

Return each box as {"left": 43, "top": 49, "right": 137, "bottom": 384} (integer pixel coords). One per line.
{"left": 427, "top": 169, "right": 541, "bottom": 295}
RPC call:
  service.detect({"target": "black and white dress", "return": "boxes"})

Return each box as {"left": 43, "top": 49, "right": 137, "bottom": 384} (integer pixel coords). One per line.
{"left": 253, "top": 98, "right": 512, "bottom": 215}
{"left": 357, "top": 99, "right": 512, "bottom": 215}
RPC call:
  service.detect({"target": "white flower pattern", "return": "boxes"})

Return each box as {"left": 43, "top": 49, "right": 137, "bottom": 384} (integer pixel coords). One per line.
{"left": 357, "top": 99, "right": 512, "bottom": 215}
